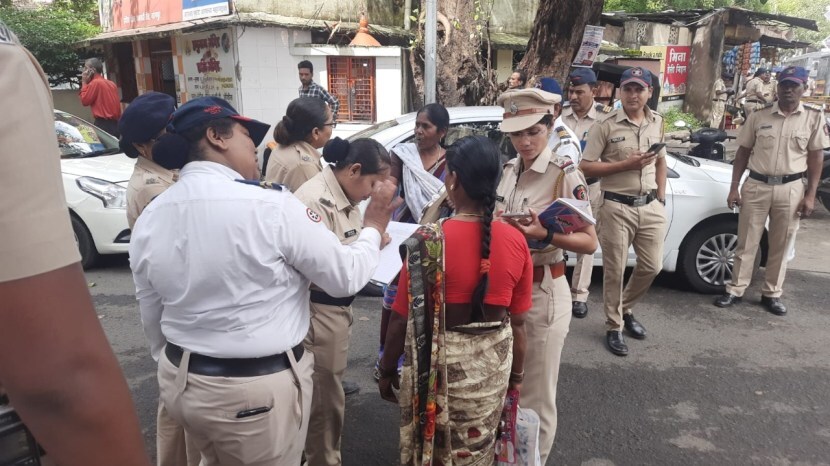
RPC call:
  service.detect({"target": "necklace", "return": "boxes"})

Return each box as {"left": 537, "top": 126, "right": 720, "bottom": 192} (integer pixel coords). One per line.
{"left": 453, "top": 212, "right": 484, "bottom": 220}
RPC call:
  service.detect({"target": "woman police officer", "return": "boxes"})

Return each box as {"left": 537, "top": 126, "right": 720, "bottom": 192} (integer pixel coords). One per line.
{"left": 496, "top": 88, "right": 598, "bottom": 463}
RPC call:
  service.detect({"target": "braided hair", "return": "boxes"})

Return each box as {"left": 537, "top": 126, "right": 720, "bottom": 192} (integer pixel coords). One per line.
{"left": 445, "top": 136, "right": 502, "bottom": 320}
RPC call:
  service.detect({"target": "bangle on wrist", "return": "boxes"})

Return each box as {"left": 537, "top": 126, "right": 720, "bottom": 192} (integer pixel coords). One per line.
{"left": 542, "top": 228, "right": 554, "bottom": 245}
{"left": 509, "top": 371, "right": 524, "bottom": 383}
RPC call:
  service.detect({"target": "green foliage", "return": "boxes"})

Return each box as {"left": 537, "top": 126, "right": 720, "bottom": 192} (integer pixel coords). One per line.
{"left": 662, "top": 107, "right": 704, "bottom": 133}
{"left": 0, "top": 6, "right": 99, "bottom": 87}
{"left": 604, "top": 0, "right": 770, "bottom": 13}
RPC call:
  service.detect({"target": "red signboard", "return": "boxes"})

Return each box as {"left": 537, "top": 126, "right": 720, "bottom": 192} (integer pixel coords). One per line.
{"left": 663, "top": 45, "right": 691, "bottom": 96}
{"left": 100, "top": 0, "right": 230, "bottom": 32}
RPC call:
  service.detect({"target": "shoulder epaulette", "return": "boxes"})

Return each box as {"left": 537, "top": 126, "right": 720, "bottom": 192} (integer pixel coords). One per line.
{"left": 595, "top": 103, "right": 613, "bottom": 113}
{"left": 235, "top": 179, "right": 285, "bottom": 190}
{"left": 319, "top": 198, "right": 335, "bottom": 208}
{"left": 803, "top": 103, "right": 823, "bottom": 112}
{"left": 555, "top": 126, "right": 570, "bottom": 139}
{"left": 551, "top": 155, "right": 575, "bottom": 172}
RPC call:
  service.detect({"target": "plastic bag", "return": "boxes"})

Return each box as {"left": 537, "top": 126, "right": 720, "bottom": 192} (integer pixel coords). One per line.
{"left": 495, "top": 389, "right": 541, "bottom": 466}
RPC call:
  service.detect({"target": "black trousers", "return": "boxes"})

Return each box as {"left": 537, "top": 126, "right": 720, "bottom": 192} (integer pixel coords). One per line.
{"left": 94, "top": 117, "right": 120, "bottom": 138}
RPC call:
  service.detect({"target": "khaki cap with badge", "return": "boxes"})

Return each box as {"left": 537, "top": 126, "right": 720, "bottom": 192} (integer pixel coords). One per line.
{"left": 497, "top": 88, "right": 561, "bottom": 133}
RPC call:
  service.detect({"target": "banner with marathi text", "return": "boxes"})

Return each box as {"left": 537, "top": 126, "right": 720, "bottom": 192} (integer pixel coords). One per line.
{"left": 100, "top": 0, "right": 230, "bottom": 32}
{"left": 638, "top": 45, "right": 691, "bottom": 98}
{"left": 181, "top": 30, "right": 238, "bottom": 104}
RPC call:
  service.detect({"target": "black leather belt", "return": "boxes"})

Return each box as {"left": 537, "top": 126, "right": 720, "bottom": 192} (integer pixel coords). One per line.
{"left": 586, "top": 177, "right": 600, "bottom": 185}
{"left": 310, "top": 290, "right": 355, "bottom": 307}
{"left": 748, "top": 170, "right": 804, "bottom": 185}
{"left": 604, "top": 190, "right": 656, "bottom": 207}
{"left": 165, "top": 343, "right": 303, "bottom": 377}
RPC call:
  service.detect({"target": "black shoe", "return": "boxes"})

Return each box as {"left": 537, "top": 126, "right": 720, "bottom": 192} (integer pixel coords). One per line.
{"left": 572, "top": 301, "right": 588, "bottom": 319}
{"left": 342, "top": 380, "right": 360, "bottom": 396}
{"left": 761, "top": 296, "right": 787, "bottom": 316}
{"left": 606, "top": 331, "right": 628, "bottom": 356}
{"left": 623, "top": 314, "right": 647, "bottom": 340}
{"left": 714, "top": 293, "right": 742, "bottom": 308}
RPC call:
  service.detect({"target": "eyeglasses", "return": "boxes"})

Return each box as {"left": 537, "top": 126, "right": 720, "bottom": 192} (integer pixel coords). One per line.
{"left": 323, "top": 121, "right": 337, "bottom": 129}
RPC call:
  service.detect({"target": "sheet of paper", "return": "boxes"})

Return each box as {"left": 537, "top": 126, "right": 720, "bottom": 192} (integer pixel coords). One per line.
{"left": 371, "top": 221, "right": 420, "bottom": 284}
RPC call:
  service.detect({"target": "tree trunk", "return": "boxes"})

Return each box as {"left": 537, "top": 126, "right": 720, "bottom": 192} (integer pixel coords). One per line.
{"left": 519, "top": 0, "right": 605, "bottom": 84}
{"left": 409, "top": 0, "right": 499, "bottom": 108}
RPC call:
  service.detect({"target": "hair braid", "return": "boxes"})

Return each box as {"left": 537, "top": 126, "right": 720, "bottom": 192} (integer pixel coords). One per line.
{"left": 471, "top": 191, "right": 495, "bottom": 321}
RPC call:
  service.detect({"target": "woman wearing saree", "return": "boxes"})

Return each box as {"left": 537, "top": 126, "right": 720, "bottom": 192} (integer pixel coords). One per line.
{"left": 376, "top": 103, "right": 453, "bottom": 380}
{"left": 378, "top": 136, "right": 533, "bottom": 465}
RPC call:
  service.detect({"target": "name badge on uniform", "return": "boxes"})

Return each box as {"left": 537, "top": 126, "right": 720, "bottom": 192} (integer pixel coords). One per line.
{"left": 610, "top": 136, "right": 626, "bottom": 143}
{"left": 759, "top": 124, "right": 773, "bottom": 130}
{"left": 344, "top": 229, "right": 357, "bottom": 238}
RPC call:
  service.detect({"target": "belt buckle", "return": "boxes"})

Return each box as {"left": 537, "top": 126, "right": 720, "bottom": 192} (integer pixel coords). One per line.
{"left": 767, "top": 175, "right": 782, "bottom": 185}
{"left": 632, "top": 197, "right": 646, "bottom": 207}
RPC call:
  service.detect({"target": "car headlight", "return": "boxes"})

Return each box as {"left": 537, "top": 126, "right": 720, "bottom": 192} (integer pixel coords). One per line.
{"left": 76, "top": 176, "right": 127, "bottom": 209}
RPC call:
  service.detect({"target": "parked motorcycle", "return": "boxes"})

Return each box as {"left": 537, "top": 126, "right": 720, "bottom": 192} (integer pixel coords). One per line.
{"left": 670, "top": 120, "right": 736, "bottom": 162}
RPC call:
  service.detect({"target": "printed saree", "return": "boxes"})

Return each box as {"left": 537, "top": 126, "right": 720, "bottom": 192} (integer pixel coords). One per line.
{"left": 398, "top": 222, "right": 513, "bottom": 466}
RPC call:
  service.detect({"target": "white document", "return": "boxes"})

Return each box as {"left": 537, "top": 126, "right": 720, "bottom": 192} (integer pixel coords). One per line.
{"left": 372, "top": 221, "right": 420, "bottom": 285}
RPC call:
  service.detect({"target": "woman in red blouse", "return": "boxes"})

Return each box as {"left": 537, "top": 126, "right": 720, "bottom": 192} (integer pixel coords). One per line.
{"left": 377, "top": 136, "right": 532, "bottom": 465}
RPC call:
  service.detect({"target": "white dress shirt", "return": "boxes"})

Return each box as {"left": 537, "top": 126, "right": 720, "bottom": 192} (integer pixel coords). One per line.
{"left": 547, "top": 115, "right": 582, "bottom": 165}
{"left": 129, "top": 161, "right": 381, "bottom": 360}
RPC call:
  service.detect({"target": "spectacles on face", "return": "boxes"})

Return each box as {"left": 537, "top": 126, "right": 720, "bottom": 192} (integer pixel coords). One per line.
{"left": 322, "top": 121, "right": 337, "bottom": 129}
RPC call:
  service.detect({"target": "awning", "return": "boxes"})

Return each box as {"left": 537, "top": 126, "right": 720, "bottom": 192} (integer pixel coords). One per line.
{"left": 601, "top": 7, "right": 818, "bottom": 32}
{"left": 78, "top": 12, "right": 410, "bottom": 47}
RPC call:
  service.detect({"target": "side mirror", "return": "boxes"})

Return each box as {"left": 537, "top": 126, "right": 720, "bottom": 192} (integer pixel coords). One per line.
{"left": 673, "top": 120, "right": 688, "bottom": 129}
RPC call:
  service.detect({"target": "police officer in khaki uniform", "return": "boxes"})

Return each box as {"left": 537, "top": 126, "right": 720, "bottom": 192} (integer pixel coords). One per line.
{"left": 715, "top": 66, "right": 830, "bottom": 315}
{"left": 294, "top": 137, "right": 391, "bottom": 466}
{"left": 496, "top": 88, "right": 598, "bottom": 463}
{"left": 265, "top": 96, "right": 334, "bottom": 191}
{"left": 120, "top": 93, "right": 202, "bottom": 466}
{"left": 122, "top": 92, "right": 179, "bottom": 230}
{"left": 580, "top": 67, "right": 668, "bottom": 357}
{"left": 741, "top": 68, "right": 776, "bottom": 116}
{"left": 711, "top": 72, "right": 734, "bottom": 129}
{"left": 0, "top": 21, "right": 151, "bottom": 466}
{"left": 562, "top": 67, "right": 613, "bottom": 318}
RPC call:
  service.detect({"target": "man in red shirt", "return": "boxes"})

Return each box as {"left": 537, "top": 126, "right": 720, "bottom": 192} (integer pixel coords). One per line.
{"left": 79, "top": 58, "right": 122, "bottom": 137}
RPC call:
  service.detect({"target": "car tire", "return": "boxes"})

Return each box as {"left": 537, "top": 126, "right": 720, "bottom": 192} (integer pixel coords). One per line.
{"left": 71, "top": 214, "right": 99, "bottom": 270}
{"left": 679, "top": 220, "right": 760, "bottom": 294}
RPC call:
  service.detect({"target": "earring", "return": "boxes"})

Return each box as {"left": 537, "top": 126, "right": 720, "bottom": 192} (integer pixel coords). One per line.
{"left": 449, "top": 184, "right": 455, "bottom": 190}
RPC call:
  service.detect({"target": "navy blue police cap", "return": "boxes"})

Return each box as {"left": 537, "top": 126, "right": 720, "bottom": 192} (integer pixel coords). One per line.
{"left": 620, "top": 67, "right": 652, "bottom": 88}
{"left": 778, "top": 66, "right": 808, "bottom": 85}
{"left": 568, "top": 68, "right": 597, "bottom": 86}
{"left": 538, "top": 77, "right": 563, "bottom": 96}
{"left": 118, "top": 92, "right": 176, "bottom": 158}
{"left": 167, "top": 96, "right": 271, "bottom": 147}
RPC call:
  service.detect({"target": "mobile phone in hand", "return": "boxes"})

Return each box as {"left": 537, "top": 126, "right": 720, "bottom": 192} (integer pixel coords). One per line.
{"left": 647, "top": 142, "right": 666, "bottom": 154}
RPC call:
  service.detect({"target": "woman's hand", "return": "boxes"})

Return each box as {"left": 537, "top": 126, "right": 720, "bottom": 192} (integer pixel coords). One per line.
{"left": 378, "top": 374, "right": 400, "bottom": 403}
{"left": 502, "top": 209, "right": 547, "bottom": 242}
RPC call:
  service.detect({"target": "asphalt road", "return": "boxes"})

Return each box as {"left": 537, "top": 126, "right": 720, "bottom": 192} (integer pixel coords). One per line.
{"left": 86, "top": 208, "right": 830, "bottom": 466}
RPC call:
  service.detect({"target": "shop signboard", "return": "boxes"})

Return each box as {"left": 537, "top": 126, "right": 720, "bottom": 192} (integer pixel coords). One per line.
{"left": 100, "top": 0, "right": 230, "bottom": 32}
{"left": 638, "top": 45, "right": 691, "bottom": 99}
{"left": 181, "top": 30, "right": 239, "bottom": 105}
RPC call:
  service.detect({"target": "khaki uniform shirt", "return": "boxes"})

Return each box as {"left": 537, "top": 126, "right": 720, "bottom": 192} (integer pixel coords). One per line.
{"left": 294, "top": 166, "right": 363, "bottom": 292}
{"left": 496, "top": 147, "right": 590, "bottom": 266}
{"left": 0, "top": 33, "right": 80, "bottom": 281}
{"left": 713, "top": 79, "right": 727, "bottom": 102}
{"left": 737, "top": 103, "right": 830, "bottom": 177}
{"left": 264, "top": 141, "right": 322, "bottom": 192}
{"left": 745, "top": 78, "right": 775, "bottom": 103}
{"left": 563, "top": 102, "right": 614, "bottom": 143}
{"left": 581, "top": 107, "right": 666, "bottom": 196}
{"left": 126, "top": 156, "right": 177, "bottom": 229}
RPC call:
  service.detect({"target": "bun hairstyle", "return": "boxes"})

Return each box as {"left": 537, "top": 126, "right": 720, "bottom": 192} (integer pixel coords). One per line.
{"left": 152, "top": 118, "right": 236, "bottom": 170}
{"left": 323, "top": 137, "right": 391, "bottom": 174}
{"left": 445, "top": 136, "right": 502, "bottom": 320}
{"left": 273, "top": 97, "right": 329, "bottom": 145}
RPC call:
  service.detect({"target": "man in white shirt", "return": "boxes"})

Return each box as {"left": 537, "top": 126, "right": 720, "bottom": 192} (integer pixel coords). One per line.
{"left": 537, "top": 77, "right": 582, "bottom": 165}
{"left": 130, "top": 97, "right": 400, "bottom": 466}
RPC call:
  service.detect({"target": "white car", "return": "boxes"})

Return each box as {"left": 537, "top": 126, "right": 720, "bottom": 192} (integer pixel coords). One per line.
{"left": 349, "top": 106, "right": 765, "bottom": 294}
{"left": 56, "top": 110, "right": 135, "bottom": 268}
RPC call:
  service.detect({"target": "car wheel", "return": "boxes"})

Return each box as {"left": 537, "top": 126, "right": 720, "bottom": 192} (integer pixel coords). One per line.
{"left": 679, "top": 220, "right": 758, "bottom": 294}
{"left": 71, "top": 214, "right": 99, "bottom": 270}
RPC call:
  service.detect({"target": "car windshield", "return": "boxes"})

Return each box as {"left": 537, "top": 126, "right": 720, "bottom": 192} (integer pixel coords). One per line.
{"left": 55, "top": 111, "right": 120, "bottom": 159}
{"left": 347, "top": 119, "right": 400, "bottom": 141}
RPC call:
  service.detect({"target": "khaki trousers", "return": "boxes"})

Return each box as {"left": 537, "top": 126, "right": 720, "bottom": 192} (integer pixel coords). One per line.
{"left": 520, "top": 270, "right": 571, "bottom": 464}
{"left": 598, "top": 199, "right": 667, "bottom": 331}
{"left": 303, "top": 302, "right": 353, "bottom": 466}
{"left": 726, "top": 179, "right": 803, "bottom": 298}
{"left": 156, "top": 398, "right": 201, "bottom": 466}
{"left": 571, "top": 183, "right": 603, "bottom": 302}
{"left": 158, "top": 346, "right": 314, "bottom": 466}
{"left": 710, "top": 101, "right": 725, "bottom": 129}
